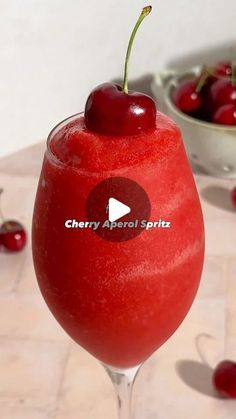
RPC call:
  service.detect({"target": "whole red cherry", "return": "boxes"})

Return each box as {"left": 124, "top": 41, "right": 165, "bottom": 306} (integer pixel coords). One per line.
{"left": 0, "top": 188, "right": 27, "bottom": 252}
{"left": 85, "top": 83, "right": 156, "bottom": 136}
{"left": 212, "top": 104, "right": 236, "bottom": 125}
{"left": 215, "top": 61, "right": 232, "bottom": 77}
{"left": 172, "top": 79, "right": 202, "bottom": 114}
{"left": 0, "top": 220, "right": 27, "bottom": 252}
{"left": 213, "top": 360, "right": 236, "bottom": 398}
{"left": 85, "top": 6, "right": 156, "bottom": 136}
{"left": 210, "top": 79, "right": 236, "bottom": 109}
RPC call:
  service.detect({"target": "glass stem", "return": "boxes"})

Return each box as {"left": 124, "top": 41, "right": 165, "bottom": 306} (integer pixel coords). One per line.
{"left": 103, "top": 364, "right": 141, "bottom": 419}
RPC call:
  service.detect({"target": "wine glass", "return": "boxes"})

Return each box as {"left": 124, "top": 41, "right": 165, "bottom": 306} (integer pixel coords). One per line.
{"left": 32, "top": 112, "right": 205, "bottom": 418}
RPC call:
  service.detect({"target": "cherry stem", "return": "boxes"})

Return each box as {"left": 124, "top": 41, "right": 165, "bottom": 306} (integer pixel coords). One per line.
{"left": 195, "top": 66, "right": 211, "bottom": 93}
{"left": 0, "top": 188, "right": 5, "bottom": 222}
{"left": 123, "top": 6, "right": 152, "bottom": 94}
{"left": 198, "top": 65, "right": 231, "bottom": 84}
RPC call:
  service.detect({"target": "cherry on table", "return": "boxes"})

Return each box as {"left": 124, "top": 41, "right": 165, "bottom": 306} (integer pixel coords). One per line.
{"left": 172, "top": 79, "right": 202, "bottom": 114}
{"left": 213, "top": 360, "right": 236, "bottom": 398}
{"left": 84, "top": 6, "right": 156, "bottom": 136}
{"left": 0, "top": 220, "right": 27, "bottom": 252}
{"left": 213, "top": 104, "right": 236, "bottom": 125}
{"left": 0, "top": 189, "right": 27, "bottom": 252}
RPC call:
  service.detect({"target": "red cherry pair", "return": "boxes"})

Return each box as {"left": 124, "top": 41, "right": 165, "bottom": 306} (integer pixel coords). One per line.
{"left": 172, "top": 61, "right": 236, "bottom": 125}
{"left": 0, "top": 189, "right": 27, "bottom": 252}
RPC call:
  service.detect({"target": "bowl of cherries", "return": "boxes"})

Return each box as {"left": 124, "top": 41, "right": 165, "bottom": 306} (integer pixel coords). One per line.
{"left": 152, "top": 61, "right": 236, "bottom": 178}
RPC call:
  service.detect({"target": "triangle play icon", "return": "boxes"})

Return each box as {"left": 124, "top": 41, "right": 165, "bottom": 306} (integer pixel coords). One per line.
{"left": 108, "top": 197, "right": 131, "bottom": 222}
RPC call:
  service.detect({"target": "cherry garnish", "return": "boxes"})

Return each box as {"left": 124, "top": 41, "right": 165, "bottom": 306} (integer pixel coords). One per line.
{"left": 85, "top": 6, "right": 156, "bottom": 136}
{"left": 213, "top": 360, "right": 236, "bottom": 398}
{"left": 231, "top": 186, "right": 236, "bottom": 208}
{"left": 85, "top": 83, "right": 156, "bottom": 135}
{"left": 0, "top": 220, "right": 27, "bottom": 252}
{"left": 213, "top": 104, "right": 236, "bottom": 125}
{"left": 172, "top": 80, "right": 202, "bottom": 114}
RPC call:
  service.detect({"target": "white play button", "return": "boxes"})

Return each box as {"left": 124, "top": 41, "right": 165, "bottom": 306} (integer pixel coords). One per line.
{"left": 108, "top": 197, "right": 131, "bottom": 222}
{"left": 86, "top": 177, "right": 151, "bottom": 241}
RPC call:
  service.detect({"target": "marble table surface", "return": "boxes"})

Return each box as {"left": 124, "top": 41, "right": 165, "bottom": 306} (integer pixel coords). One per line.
{"left": 0, "top": 143, "right": 236, "bottom": 419}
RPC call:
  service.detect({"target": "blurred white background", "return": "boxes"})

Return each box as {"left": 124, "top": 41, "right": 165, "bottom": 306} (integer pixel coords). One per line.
{"left": 0, "top": 0, "right": 235, "bottom": 157}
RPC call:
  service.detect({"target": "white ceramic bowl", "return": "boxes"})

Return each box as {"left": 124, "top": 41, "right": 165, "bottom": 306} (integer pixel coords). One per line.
{"left": 151, "top": 66, "right": 236, "bottom": 179}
